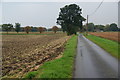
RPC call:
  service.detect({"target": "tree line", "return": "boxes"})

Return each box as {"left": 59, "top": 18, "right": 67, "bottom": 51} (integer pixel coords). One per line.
{"left": 0, "top": 23, "right": 61, "bottom": 34}
{"left": 86, "top": 23, "right": 119, "bottom": 32}
{"left": 1, "top": 4, "right": 119, "bottom": 35}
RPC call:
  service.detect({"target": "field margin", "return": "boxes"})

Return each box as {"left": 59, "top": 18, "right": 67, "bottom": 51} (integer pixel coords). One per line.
{"left": 84, "top": 34, "right": 119, "bottom": 59}
{"left": 24, "top": 35, "right": 78, "bottom": 78}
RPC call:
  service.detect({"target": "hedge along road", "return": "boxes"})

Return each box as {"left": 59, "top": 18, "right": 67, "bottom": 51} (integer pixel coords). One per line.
{"left": 74, "top": 34, "right": 118, "bottom": 78}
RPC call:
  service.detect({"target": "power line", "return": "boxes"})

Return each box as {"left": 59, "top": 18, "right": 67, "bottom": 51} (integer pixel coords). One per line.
{"left": 86, "top": 0, "right": 104, "bottom": 34}
{"left": 89, "top": 0, "right": 104, "bottom": 16}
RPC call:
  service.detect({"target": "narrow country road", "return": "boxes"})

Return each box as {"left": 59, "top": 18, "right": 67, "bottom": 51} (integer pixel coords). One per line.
{"left": 74, "top": 34, "right": 118, "bottom": 78}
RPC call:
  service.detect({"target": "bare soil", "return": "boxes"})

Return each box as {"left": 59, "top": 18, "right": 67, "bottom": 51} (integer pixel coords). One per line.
{"left": 89, "top": 32, "right": 119, "bottom": 42}
{"left": 2, "top": 33, "right": 70, "bottom": 78}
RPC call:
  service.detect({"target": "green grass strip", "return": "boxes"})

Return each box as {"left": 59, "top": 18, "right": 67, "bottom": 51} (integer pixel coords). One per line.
{"left": 85, "top": 34, "right": 119, "bottom": 58}
{"left": 24, "top": 35, "right": 78, "bottom": 79}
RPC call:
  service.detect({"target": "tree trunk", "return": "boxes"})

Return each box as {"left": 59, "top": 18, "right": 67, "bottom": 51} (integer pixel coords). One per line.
{"left": 27, "top": 31, "right": 29, "bottom": 34}
{"left": 40, "top": 31, "right": 42, "bottom": 33}
{"left": 7, "top": 31, "right": 8, "bottom": 34}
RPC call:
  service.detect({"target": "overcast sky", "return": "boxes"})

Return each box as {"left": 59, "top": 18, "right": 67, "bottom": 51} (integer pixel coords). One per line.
{"left": 1, "top": 0, "right": 119, "bottom": 28}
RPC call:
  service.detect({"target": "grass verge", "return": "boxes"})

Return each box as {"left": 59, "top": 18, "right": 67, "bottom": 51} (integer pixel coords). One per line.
{"left": 85, "top": 34, "right": 119, "bottom": 58}
{"left": 24, "top": 35, "right": 77, "bottom": 78}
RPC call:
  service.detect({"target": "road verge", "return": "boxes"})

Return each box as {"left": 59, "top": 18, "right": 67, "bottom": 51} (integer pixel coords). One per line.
{"left": 84, "top": 34, "right": 119, "bottom": 59}
{"left": 24, "top": 35, "right": 78, "bottom": 78}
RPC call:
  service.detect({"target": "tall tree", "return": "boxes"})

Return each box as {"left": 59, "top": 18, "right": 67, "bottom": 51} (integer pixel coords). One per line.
{"left": 109, "top": 23, "right": 118, "bottom": 31}
{"left": 98, "top": 25, "right": 105, "bottom": 31}
{"left": 104, "top": 24, "right": 110, "bottom": 31}
{"left": 87, "top": 23, "right": 94, "bottom": 32}
{"left": 15, "top": 23, "right": 21, "bottom": 33}
{"left": 38, "top": 27, "right": 44, "bottom": 33}
{"left": 52, "top": 26, "right": 58, "bottom": 33}
{"left": 57, "top": 4, "right": 86, "bottom": 35}
{"left": 24, "top": 26, "right": 31, "bottom": 34}
{"left": 2, "top": 24, "right": 13, "bottom": 34}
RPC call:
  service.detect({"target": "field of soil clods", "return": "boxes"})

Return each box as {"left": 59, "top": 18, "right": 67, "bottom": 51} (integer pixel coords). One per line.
{"left": 2, "top": 33, "right": 70, "bottom": 78}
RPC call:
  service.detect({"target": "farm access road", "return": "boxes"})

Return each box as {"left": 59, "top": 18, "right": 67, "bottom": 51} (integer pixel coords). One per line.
{"left": 74, "top": 34, "right": 118, "bottom": 78}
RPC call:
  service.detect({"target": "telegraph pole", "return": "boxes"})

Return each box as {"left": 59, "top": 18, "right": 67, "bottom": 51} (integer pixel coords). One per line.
{"left": 86, "top": 15, "right": 88, "bottom": 35}
{"left": 85, "top": 0, "right": 104, "bottom": 35}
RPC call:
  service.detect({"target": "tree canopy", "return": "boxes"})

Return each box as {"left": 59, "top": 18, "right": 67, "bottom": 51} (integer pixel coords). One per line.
{"left": 87, "top": 23, "right": 94, "bottom": 32}
{"left": 52, "top": 26, "right": 59, "bottom": 33}
{"left": 2, "top": 23, "right": 13, "bottom": 34}
{"left": 15, "top": 23, "right": 21, "bottom": 33}
{"left": 38, "top": 27, "right": 46, "bottom": 33}
{"left": 57, "top": 4, "right": 86, "bottom": 35}
{"left": 109, "top": 23, "right": 118, "bottom": 31}
{"left": 24, "top": 26, "right": 31, "bottom": 34}
{"left": 104, "top": 24, "right": 110, "bottom": 31}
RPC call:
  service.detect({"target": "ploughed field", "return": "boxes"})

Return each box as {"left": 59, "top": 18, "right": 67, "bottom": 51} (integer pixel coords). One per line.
{"left": 2, "top": 33, "right": 70, "bottom": 78}
{"left": 89, "top": 32, "right": 119, "bottom": 42}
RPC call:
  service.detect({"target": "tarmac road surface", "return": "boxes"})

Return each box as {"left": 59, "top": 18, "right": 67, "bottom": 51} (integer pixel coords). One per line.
{"left": 74, "top": 34, "right": 118, "bottom": 78}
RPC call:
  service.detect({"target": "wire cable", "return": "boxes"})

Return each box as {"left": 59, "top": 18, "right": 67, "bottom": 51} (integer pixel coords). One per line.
{"left": 89, "top": 0, "right": 104, "bottom": 16}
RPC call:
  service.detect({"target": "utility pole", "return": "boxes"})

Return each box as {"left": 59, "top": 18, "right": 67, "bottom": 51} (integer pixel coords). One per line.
{"left": 86, "top": 15, "right": 88, "bottom": 35}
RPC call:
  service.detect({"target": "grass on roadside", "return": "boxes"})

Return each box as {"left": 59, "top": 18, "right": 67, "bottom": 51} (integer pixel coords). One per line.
{"left": 24, "top": 35, "right": 77, "bottom": 79}
{"left": 85, "top": 34, "right": 119, "bottom": 58}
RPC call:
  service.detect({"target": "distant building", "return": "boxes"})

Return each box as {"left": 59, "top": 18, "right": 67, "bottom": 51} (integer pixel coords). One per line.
{"left": 94, "top": 29, "right": 103, "bottom": 32}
